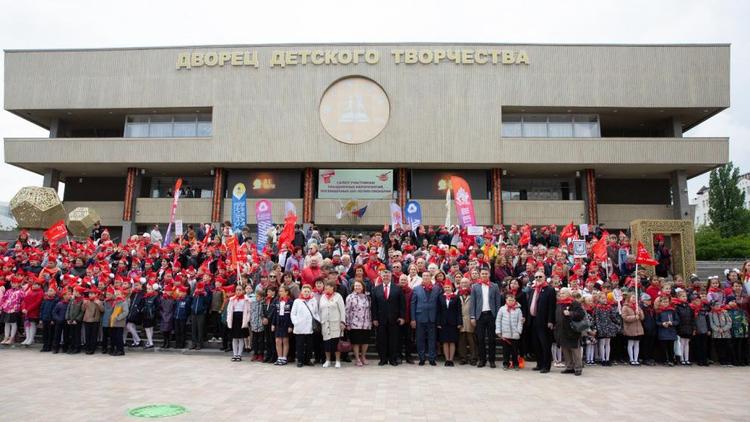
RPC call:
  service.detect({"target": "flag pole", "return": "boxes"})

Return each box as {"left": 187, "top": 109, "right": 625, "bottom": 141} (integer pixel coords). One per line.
{"left": 635, "top": 263, "right": 639, "bottom": 307}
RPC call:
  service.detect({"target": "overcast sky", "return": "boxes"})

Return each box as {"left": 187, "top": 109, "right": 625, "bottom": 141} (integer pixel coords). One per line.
{"left": 1, "top": 0, "right": 747, "bottom": 203}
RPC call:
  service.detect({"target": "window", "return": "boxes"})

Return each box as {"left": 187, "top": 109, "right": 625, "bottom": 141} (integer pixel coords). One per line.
{"left": 124, "top": 116, "right": 149, "bottom": 137}
{"left": 501, "top": 115, "right": 522, "bottom": 137}
{"left": 502, "top": 114, "right": 600, "bottom": 138}
{"left": 574, "top": 115, "right": 600, "bottom": 137}
{"left": 145, "top": 177, "right": 214, "bottom": 198}
{"left": 522, "top": 115, "right": 547, "bottom": 137}
{"left": 124, "top": 114, "right": 212, "bottom": 138}
{"left": 502, "top": 178, "right": 577, "bottom": 201}
{"left": 173, "top": 114, "right": 198, "bottom": 137}
{"left": 548, "top": 115, "right": 574, "bottom": 137}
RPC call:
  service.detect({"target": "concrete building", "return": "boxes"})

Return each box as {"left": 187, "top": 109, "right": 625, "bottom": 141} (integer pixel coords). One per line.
{"left": 3, "top": 43, "right": 730, "bottom": 239}
{"left": 693, "top": 172, "right": 750, "bottom": 227}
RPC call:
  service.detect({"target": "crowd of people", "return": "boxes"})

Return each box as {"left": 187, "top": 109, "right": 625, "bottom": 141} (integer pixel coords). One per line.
{"left": 1, "top": 221, "right": 749, "bottom": 376}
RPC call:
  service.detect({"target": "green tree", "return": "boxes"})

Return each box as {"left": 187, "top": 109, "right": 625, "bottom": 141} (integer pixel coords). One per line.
{"left": 708, "top": 162, "right": 750, "bottom": 237}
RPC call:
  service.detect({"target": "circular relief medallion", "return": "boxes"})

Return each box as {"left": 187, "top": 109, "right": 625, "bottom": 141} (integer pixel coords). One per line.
{"left": 319, "top": 76, "right": 390, "bottom": 144}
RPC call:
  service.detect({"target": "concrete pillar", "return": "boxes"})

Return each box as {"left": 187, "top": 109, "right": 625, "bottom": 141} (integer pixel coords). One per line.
{"left": 42, "top": 169, "right": 60, "bottom": 191}
{"left": 671, "top": 117, "right": 683, "bottom": 137}
{"left": 49, "top": 118, "right": 60, "bottom": 138}
{"left": 671, "top": 170, "right": 690, "bottom": 220}
{"left": 121, "top": 222, "right": 137, "bottom": 241}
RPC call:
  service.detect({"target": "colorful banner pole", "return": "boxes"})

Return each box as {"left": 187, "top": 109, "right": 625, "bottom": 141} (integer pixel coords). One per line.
{"left": 162, "top": 178, "right": 183, "bottom": 247}
{"left": 255, "top": 200, "right": 273, "bottom": 251}
{"left": 231, "top": 182, "right": 248, "bottom": 233}
{"left": 450, "top": 176, "right": 476, "bottom": 227}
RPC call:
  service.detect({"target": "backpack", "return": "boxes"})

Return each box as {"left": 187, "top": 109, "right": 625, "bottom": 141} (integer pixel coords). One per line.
{"left": 570, "top": 312, "right": 592, "bottom": 333}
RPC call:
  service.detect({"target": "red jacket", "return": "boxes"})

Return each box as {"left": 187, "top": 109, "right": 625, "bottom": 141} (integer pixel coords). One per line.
{"left": 21, "top": 288, "right": 44, "bottom": 320}
{"left": 301, "top": 266, "right": 322, "bottom": 287}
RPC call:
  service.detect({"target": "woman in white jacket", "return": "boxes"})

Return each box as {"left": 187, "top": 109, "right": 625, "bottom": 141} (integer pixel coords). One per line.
{"left": 291, "top": 285, "right": 319, "bottom": 368}
{"left": 495, "top": 295, "right": 524, "bottom": 370}
{"left": 318, "top": 280, "right": 347, "bottom": 368}
{"left": 226, "top": 285, "right": 252, "bottom": 362}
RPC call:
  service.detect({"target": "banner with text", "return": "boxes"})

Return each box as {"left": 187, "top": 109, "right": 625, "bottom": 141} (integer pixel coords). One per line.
{"left": 255, "top": 200, "right": 273, "bottom": 250}
{"left": 231, "top": 183, "right": 248, "bottom": 232}
{"left": 318, "top": 169, "right": 393, "bottom": 199}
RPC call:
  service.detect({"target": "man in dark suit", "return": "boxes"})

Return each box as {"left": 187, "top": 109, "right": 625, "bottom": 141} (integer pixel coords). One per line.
{"left": 371, "top": 268, "right": 406, "bottom": 366}
{"left": 411, "top": 272, "right": 443, "bottom": 366}
{"left": 528, "top": 270, "right": 557, "bottom": 373}
{"left": 469, "top": 268, "right": 503, "bottom": 368}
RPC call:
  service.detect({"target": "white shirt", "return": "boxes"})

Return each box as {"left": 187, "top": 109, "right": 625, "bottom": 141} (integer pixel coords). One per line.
{"left": 481, "top": 284, "right": 490, "bottom": 312}
{"left": 232, "top": 298, "right": 246, "bottom": 312}
{"left": 408, "top": 275, "right": 422, "bottom": 289}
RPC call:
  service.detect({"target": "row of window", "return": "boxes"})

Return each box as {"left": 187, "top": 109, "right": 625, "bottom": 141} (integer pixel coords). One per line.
{"left": 502, "top": 114, "right": 601, "bottom": 138}
{"left": 125, "top": 114, "right": 212, "bottom": 138}
{"left": 123, "top": 112, "right": 600, "bottom": 139}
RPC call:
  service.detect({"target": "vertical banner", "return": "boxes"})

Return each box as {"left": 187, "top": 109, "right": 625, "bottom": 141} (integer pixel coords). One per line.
{"left": 255, "top": 199, "right": 273, "bottom": 250}
{"left": 162, "top": 178, "right": 183, "bottom": 247}
{"left": 389, "top": 202, "right": 403, "bottom": 228}
{"left": 225, "top": 234, "right": 241, "bottom": 281}
{"left": 450, "top": 176, "right": 476, "bottom": 227}
{"left": 405, "top": 200, "right": 422, "bottom": 232}
{"left": 444, "top": 187, "right": 451, "bottom": 227}
{"left": 231, "top": 182, "right": 248, "bottom": 232}
{"left": 175, "top": 220, "right": 183, "bottom": 237}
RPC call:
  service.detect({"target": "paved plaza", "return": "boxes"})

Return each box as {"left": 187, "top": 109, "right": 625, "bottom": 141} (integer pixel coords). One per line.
{"left": 1, "top": 348, "right": 748, "bottom": 421}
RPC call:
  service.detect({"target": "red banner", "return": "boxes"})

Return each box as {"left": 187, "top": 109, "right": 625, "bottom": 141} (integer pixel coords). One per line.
{"left": 226, "top": 235, "right": 239, "bottom": 267}
{"left": 450, "top": 176, "right": 476, "bottom": 227}
{"left": 592, "top": 231, "right": 609, "bottom": 262}
{"left": 44, "top": 220, "right": 68, "bottom": 243}
{"left": 635, "top": 241, "right": 658, "bottom": 266}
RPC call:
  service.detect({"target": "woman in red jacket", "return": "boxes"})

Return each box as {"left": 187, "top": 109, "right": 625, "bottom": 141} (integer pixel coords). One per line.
{"left": 21, "top": 279, "right": 44, "bottom": 347}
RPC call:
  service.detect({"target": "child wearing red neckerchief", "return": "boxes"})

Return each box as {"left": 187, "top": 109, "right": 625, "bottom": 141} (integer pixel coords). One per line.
{"left": 621, "top": 293, "right": 644, "bottom": 365}
{"left": 247, "top": 285, "right": 262, "bottom": 358}
{"left": 495, "top": 294, "right": 523, "bottom": 370}
{"left": 261, "top": 285, "right": 278, "bottom": 363}
{"left": 708, "top": 300, "right": 732, "bottom": 365}
{"left": 581, "top": 295, "right": 597, "bottom": 365}
{"left": 271, "top": 285, "right": 293, "bottom": 365}
{"left": 592, "top": 292, "right": 621, "bottom": 366}
{"left": 654, "top": 296, "right": 679, "bottom": 366}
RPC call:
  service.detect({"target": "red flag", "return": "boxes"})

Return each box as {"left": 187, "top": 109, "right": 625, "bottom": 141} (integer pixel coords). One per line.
{"left": 592, "top": 235, "right": 608, "bottom": 262}
{"left": 44, "top": 220, "right": 68, "bottom": 243}
{"left": 559, "top": 221, "right": 576, "bottom": 245}
{"left": 277, "top": 202, "right": 298, "bottom": 251}
{"left": 635, "top": 241, "right": 658, "bottom": 266}
{"left": 226, "top": 235, "right": 239, "bottom": 267}
{"left": 519, "top": 224, "right": 531, "bottom": 247}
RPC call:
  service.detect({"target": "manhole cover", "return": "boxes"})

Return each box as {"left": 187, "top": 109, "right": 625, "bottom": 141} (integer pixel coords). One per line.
{"left": 128, "top": 404, "right": 188, "bottom": 418}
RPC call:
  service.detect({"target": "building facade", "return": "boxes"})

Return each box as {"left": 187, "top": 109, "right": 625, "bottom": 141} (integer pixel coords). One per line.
{"left": 3, "top": 43, "right": 730, "bottom": 238}
{"left": 693, "top": 172, "right": 750, "bottom": 227}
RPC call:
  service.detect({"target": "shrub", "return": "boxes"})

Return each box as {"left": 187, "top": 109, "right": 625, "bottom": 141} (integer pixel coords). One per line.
{"left": 695, "top": 227, "right": 750, "bottom": 260}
